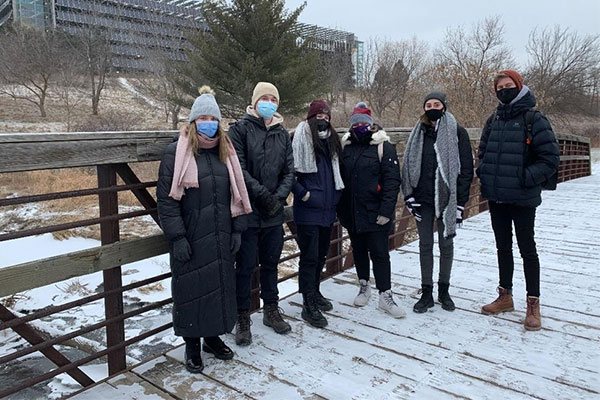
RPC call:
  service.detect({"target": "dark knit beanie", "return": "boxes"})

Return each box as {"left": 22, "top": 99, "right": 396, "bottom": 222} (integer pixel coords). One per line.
{"left": 423, "top": 91, "right": 447, "bottom": 110}
{"left": 349, "top": 102, "right": 373, "bottom": 126}
{"left": 306, "top": 99, "right": 331, "bottom": 120}
{"left": 494, "top": 69, "right": 523, "bottom": 91}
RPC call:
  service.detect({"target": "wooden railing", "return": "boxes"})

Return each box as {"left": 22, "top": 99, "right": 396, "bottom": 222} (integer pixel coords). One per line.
{"left": 0, "top": 129, "right": 592, "bottom": 398}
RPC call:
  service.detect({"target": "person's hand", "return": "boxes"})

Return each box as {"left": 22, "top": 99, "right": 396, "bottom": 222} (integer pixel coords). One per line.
{"left": 456, "top": 205, "right": 465, "bottom": 227}
{"left": 172, "top": 237, "right": 192, "bottom": 262}
{"left": 257, "top": 192, "right": 283, "bottom": 217}
{"left": 405, "top": 197, "right": 422, "bottom": 222}
{"left": 230, "top": 232, "right": 242, "bottom": 254}
{"left": 376, "top": 215, "right": 390, "bottom": 225}
{"left": 302, "top": 191, "right": 310, "bottom": 202}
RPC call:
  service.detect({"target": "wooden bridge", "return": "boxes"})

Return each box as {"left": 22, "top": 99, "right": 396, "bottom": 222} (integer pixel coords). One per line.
{"left": 0, "top": 129, "right": 595, "bottom": 399}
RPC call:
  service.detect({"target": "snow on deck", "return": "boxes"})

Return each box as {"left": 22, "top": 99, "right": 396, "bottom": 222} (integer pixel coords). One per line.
{"left": 72, "top": 170, "right": 600, "bottom": 400}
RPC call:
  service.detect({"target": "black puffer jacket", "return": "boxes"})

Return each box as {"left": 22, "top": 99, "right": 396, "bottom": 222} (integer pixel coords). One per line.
{"left": 157, "top": 142, "right": 246, "bottom": 338}
{"left": 412, "top": 122, "right": 474, "bottom": 207}
{"left": 228, "top": 114, "right": 295, "bottom": 228}
{"left": 477, "top": 89, "right": 559, "bottom": 208}
{"left": 337, "top": 129, "right": 401, "bottom": 233}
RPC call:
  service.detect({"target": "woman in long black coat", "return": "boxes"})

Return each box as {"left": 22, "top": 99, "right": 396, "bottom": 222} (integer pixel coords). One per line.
{"left": 157, "top": 86, "right": 251, "bottom": 373}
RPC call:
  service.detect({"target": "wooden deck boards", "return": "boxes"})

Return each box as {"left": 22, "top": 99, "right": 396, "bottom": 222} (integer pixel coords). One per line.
{"left": 72, "top": 172, "right": 600, "bottom": 400}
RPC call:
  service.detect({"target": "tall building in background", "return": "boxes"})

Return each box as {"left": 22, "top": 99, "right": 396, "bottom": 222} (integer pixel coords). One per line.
{"left": 1, "top": 0, "right": 363, "bottom": 86}
{"left": 0, "top": 0, "right": 12, "bottom": 26}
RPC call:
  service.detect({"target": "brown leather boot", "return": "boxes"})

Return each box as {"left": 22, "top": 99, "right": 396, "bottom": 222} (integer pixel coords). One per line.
{"left": 524, "top": 297, "right": 542, "bottom": 331}
{"left": 481, "top": 286, "right": 514, "bottom": 315}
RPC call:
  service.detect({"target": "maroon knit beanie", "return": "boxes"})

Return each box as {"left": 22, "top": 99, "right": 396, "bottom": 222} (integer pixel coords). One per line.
{"left": 494, "top": 69, "right": 523, "bottom": 92}
{"left": 349, "top": 101, "right": 373, "bottom": 126}
{"left": 306, "top": 99, "right": 331, "bottom": 120}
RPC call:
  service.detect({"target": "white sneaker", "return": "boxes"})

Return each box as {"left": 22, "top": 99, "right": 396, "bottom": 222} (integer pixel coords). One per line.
{"left": 378, "top": 290, "right": 406, "bottom": 318}
{"left": 353, "top": 279, "right": 372, "bottom": 307}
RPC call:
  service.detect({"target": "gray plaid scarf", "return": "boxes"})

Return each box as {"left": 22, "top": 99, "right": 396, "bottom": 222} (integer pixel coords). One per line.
{"left": 401, "top": 112, "right": 460, "bottom": 238}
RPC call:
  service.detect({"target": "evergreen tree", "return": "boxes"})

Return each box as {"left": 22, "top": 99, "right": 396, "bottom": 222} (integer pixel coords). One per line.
{"left": 177, "top": 0, "right": 321, "bottom": 118}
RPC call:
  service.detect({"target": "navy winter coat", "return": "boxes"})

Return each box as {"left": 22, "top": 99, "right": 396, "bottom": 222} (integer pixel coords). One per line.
{"left": 337, "top": 130, "right": 402, "bottom": 233}
{"left": 477, "top": 89, "right": 559, "bottom": 208}
{"left": 157, "top": 143, "right": 246, "bottom": 338}
{"left": 292, "top": 139, "right": 342, "bottom": 226}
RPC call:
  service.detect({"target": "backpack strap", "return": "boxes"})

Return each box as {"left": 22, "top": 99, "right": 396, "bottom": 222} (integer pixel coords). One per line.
{"left": 524, "top": 107, "right": 537, "bottom": 145}
{"left": 377, "top": 142, "right": 384, "bottom": 162}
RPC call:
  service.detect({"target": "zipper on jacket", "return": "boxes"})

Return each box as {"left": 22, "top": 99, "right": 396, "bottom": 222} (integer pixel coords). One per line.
{"left": 493, "top": 117, "right": 505, "bottom": 197}
{"left": 206, "top": 151, "right": 229, "bottom": 333}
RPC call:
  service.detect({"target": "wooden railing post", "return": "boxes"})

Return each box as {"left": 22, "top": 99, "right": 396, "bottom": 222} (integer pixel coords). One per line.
{"left": 326, "top": 223, "right": 343, "bottom": 276}
{"left": 97, "top": 164, "right": 126, "bottom": 375}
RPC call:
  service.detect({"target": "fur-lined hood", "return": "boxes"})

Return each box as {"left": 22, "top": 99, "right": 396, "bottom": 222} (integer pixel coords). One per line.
{"left": 341, "top": 128, "right": 390, "bottom": 148}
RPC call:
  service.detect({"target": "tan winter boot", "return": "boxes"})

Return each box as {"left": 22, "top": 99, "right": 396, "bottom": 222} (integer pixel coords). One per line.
{"left": 524, "top": 297, "right": 542, "bottom": 331}
{"left": 481, "top": 286, "right": 514, "bottom": 315}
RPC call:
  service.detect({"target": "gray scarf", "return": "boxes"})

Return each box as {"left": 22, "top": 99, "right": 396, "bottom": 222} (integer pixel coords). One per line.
{"left": 292, "top": 120, "right": 344, "bottom": 190}
{"left": 401, "top": 112, "right": 460, "bottom": 238}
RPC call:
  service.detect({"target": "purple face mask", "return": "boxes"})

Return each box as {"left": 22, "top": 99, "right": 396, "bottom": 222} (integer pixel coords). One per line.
{"left": 353, "top": 124, "right": 371, "bottom": 138}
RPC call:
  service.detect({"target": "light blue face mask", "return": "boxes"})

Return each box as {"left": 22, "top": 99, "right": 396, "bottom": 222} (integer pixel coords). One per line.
{"left": 256, "top": 101, "right": 278, "bottom": 119}
{"left": 196, "top": 121, "right": 219, "bottom": 137}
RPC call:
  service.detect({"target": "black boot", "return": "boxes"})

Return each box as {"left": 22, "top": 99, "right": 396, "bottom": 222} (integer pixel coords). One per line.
{"left": 235, "top": 310, "right": 252, "bottom": 346}
{"left": 203, "top": 336, "right": 234, "bottom": 360}
{"left": 314, "top": 290, "right": 333, "bottom": 312}
{"left": 301, "top": 292, "right": 328, "bottom": 328}
{"left": 184, "top": 337, "right": 203, "bottom": 373}
{"left": 263, "top": 303, "right": 292, "bottom": 334}
{"left": 413, "top": 284, "right": 434, "bottom": 313}
{"left": 438, "top": 282, "right": 456, "bottom": 311}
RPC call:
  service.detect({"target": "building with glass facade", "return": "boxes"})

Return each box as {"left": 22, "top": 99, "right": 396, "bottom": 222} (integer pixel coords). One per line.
{"left": 1, "top": 0, "right": 363, "bottom": 85}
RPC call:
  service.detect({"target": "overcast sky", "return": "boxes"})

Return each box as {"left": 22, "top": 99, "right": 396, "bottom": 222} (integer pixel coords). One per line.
{"left": 285, "top": 0, "right": 600, "bottom": 68}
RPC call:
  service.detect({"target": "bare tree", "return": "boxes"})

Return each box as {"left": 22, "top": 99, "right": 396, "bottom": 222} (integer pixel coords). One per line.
{"left": 525, "top": 26, "right": 600, "bottom": 116}
{"left": 318, "top": 48, "right": 354, "bottom": 106}
{"left": 0, "top": 25, "right": 63, "bottom": 117}
{"left": 129, "top": 22, "right": 189, "bottom": 130}
{"left": 55, "top": 50, "right": 87, "bottom": 131}
{"left": 359, "top": 37, "right": 429, "bottom": 123}
{"left": 434, "top": 16, "right": 513, "bottom": 126}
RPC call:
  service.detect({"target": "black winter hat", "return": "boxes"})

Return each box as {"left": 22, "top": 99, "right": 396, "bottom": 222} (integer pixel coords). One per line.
{"left": 423, "top": 91, "right": 448, "bottom": 110}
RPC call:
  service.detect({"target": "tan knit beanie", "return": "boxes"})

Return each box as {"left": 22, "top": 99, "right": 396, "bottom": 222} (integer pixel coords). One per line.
{"left": 252, "top": 82, "right": 280, "bottom": 108}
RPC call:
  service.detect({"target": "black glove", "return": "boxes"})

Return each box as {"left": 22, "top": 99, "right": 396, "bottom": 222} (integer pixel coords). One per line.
{"left": 405, "top": 196, "right": 422, "bottom": 222}
{"left": 230, "top": 232, "right": 242, "bottom": 254}
{"left": 456, "top": 205, "right": 465, "bottom": 227}
{"left": 172, "top": 237, "right": 192, "bottom": 262}
{"left": 256, "top": 192, "right": 283, "bottom": 218}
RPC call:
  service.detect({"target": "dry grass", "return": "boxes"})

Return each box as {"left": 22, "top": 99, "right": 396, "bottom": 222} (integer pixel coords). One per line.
{"left": 56, "top": 279, "right": 92, "bottom": 296}
{"left": 0, "top": 161, "right": 161, "bottom": 241}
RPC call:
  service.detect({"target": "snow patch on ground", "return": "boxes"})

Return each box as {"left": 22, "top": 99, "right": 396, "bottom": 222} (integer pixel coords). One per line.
{"left": 118, "top": 78, "right": 160, "bottom": 109}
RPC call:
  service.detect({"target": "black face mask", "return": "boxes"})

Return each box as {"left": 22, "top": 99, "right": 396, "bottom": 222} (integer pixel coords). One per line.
{"left": 496, "top": 87, "right": 519, "bottom": 104}
{"left": 425, "top": 109, "right": 444, "bottom": 122}
{"left": 316, "top": 119, "right": 330, "bottom": 132}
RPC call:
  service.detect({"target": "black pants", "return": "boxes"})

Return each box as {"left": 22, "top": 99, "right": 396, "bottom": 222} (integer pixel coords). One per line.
{"left": 296, "top": 224, "right": 333, "bottom": 294}
{"left": 348, "top": 229, "right": 391, "bottom": 292}
{"left": 235, "top": 225, "right": 284, "bottom": 311}
{"left": 489, "top": 201, "right": 540, "bottom": 297}
{"left": 416, "top": 204, "right": 454, "bottom": 286}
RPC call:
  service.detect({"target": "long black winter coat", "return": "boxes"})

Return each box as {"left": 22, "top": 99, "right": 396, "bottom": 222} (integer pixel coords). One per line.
{"left": 412, "top": 122, "right": 474, "bottom": 207}
{"left": 228, "top": 114, "right": 295, "bottom": 228}
{"left": 157, "top": 142, "right": 246, "bottom": 338}
{"left": 477, "top": 89, "right": 559, "bottom": 208}
{"left": 337, "top": 131, "right": 402, "bottom": 233}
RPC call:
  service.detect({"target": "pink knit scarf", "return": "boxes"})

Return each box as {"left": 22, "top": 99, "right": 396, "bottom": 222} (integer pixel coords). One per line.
{"left": 168, "top": 125, "right": 252, "bottom": 217}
